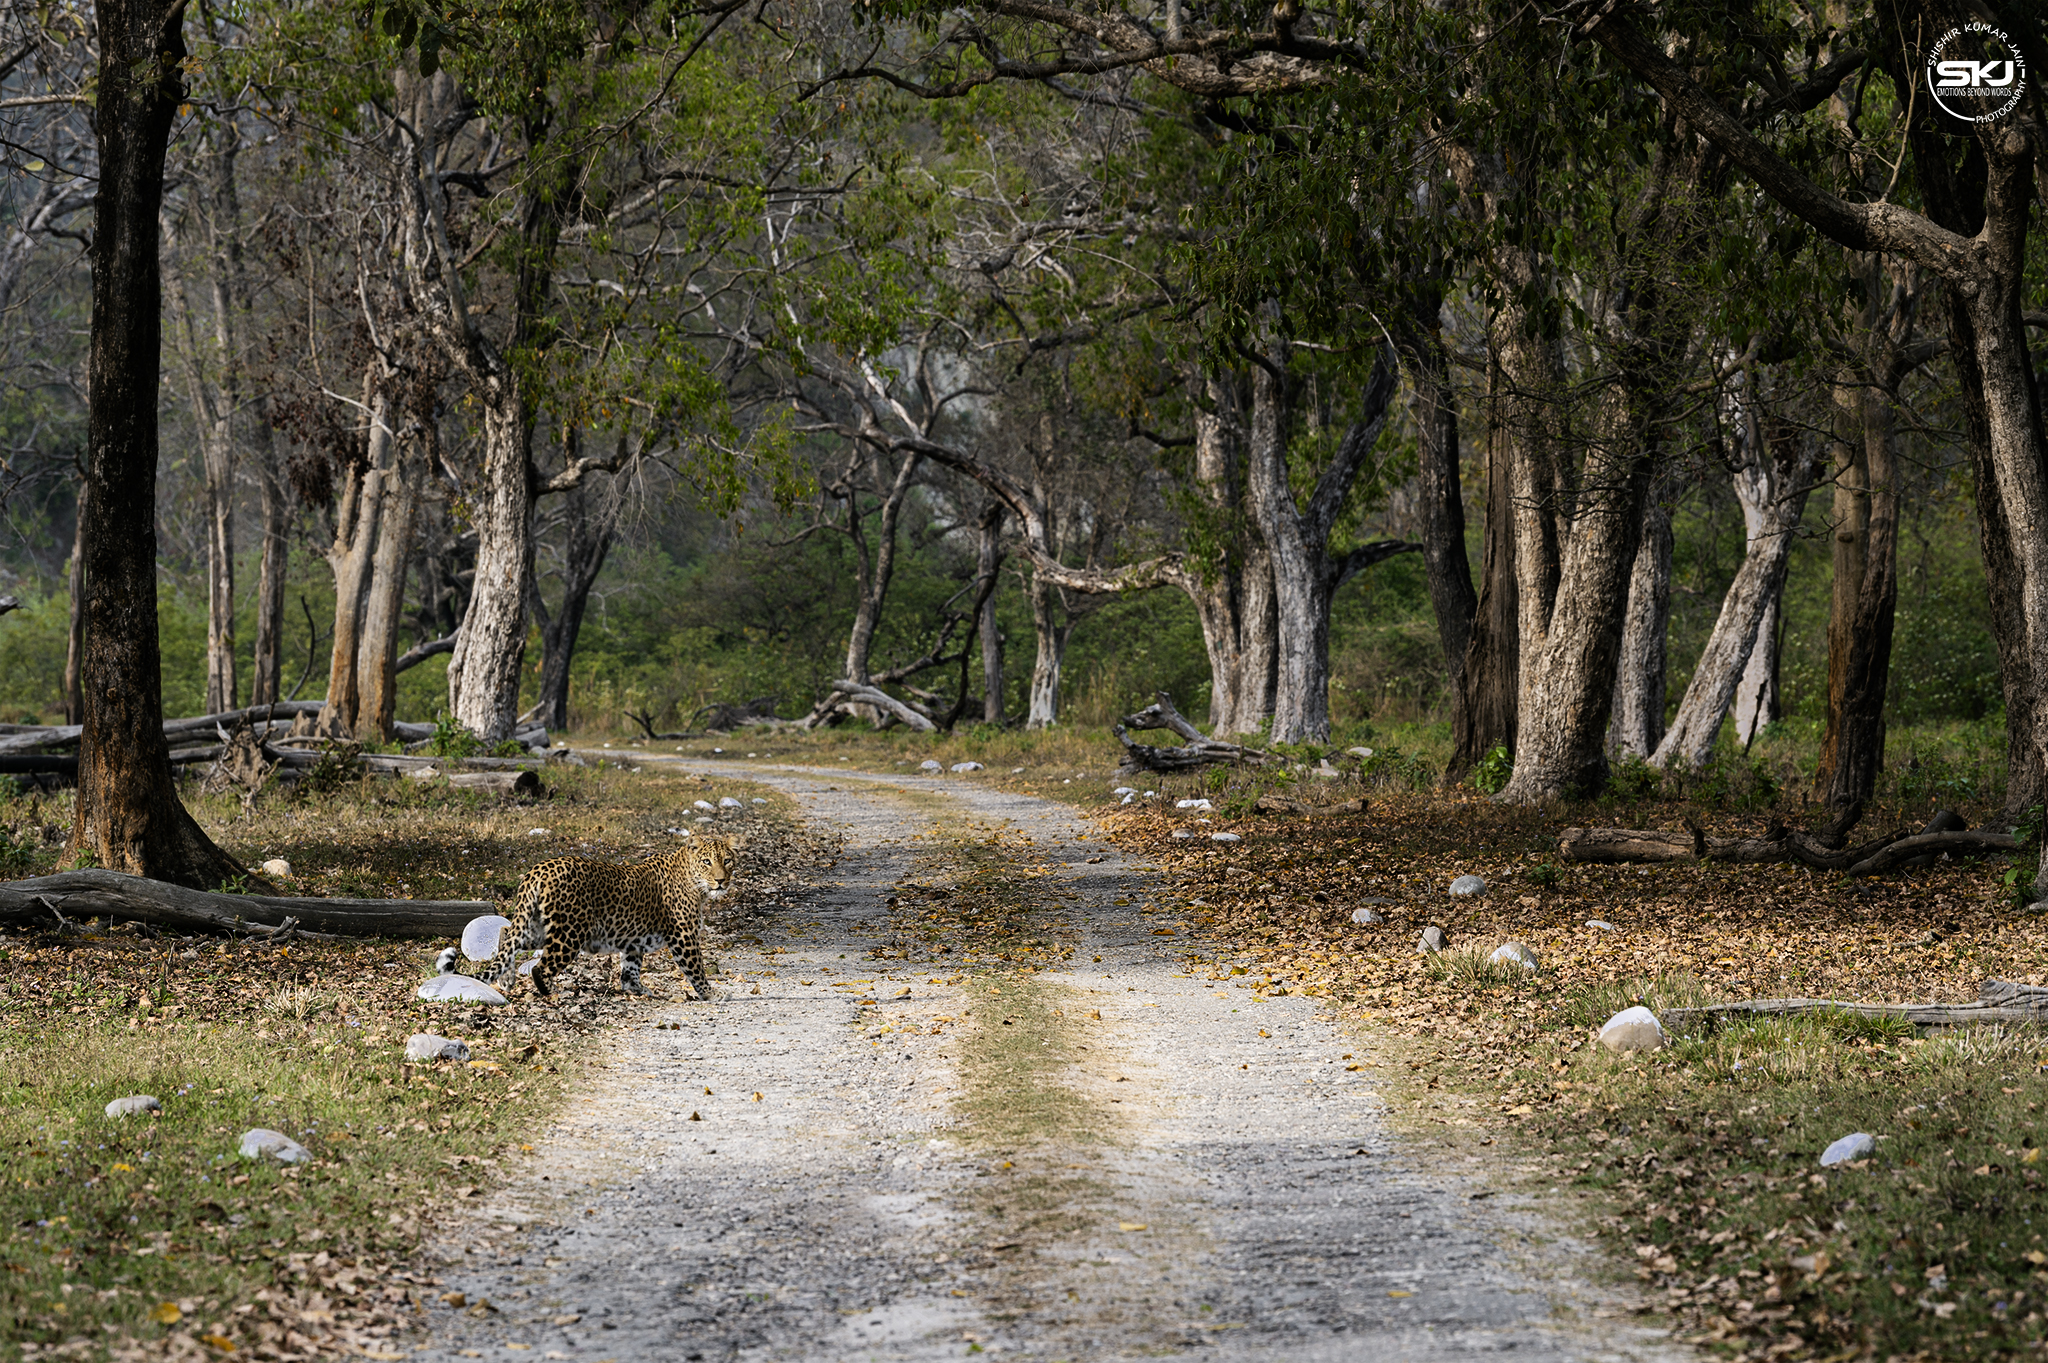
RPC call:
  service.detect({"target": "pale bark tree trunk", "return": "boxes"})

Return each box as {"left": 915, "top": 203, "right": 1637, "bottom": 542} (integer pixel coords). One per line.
{"left": 356, "top": 441, "right": 425, "bottom": 741}
{"left": 1182, "top": 391, "right": 1278, "bottom": 737}
{"left": 1608, "top": 489, "right": 1671, "bottom": 760}
{"left": 1730, "top": 595, "right": 1780, "bottom": 748}
{"left": 445, "top": 397, "right": 533, "bottom": 740}
{"left": 321, "top": 380, "right": 392, "bottom": 736}
{"left": 1241, "top": 333, "right": 1404, "bottom": 743}
{"left": 248, "top": 411, "right": 289, "bottom": 707}
{"left": 1025, "top": 568, "right": 1067, "bottom": 728}
{"left": 1655, "top": 396, "right": 1821, "bottom": 769}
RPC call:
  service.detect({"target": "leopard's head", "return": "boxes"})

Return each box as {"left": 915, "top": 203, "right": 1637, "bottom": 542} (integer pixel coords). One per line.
{"left": 683, "top": 834, "right": 738, "bottom": 899}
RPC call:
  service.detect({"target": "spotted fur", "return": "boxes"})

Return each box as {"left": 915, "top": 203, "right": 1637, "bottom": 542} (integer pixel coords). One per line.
{"left": 469, "top": 835, "right": 737, "bottom": 998}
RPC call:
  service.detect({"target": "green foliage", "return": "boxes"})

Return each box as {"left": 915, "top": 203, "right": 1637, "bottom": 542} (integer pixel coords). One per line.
{"left": 428, "top": 714, "right": 479, "bottom": 760}
{"left": 0, "top": 823, "right": 36, "bottom": 876}
{"left": 299, "top": 744, "right": 366, "bottom": 797}
{"left": 1357, "top": 746, "right": 1436, "bottom": 793}
{"left": 1472, "top": 746, "right": 1513, "bottom": 796}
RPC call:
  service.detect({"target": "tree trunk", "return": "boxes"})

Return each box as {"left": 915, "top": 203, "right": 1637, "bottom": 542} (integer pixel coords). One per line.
{"left": 534, "top": 472, "right": 619, "bottom": 732}
{"left": 446, "top": 395, "right": 533, "bottom": 742}
{"left": 356, "top": 443, "right": 424, "bottom": 742}
{"left": 249, "top": 412, "right": 289, "bottom": 708}
{"left": 1812, "top": 362, "right": 1899, "bottom": 809}
{"left": 63, "top": 476, "right": 86, "bottom": 724}
{"left": 839, "top": 449, "right": 922, "bottom": 685}
{"left": 1241, "top": 335, "right": 1401, "bottom": 744}
{"left": 1025, "top": 569, "right": 1066, "bottom": 729}
{"left": 1395, "top": 283, "right": 1478, "bottom": 699}
{"left": 977, "top": 503, "right": 1005, "bottom": 724}
{"left": 322, "top": 379, "right": 391, "bottom": 737}
{"left": 67, "top": 0, "right": 246, "bottom": 888}
{"left": 1656, "top": 398, "right": 1820, "bottom": 769}
{"left": 1608, "top": 488, "right": 1672, "bottom": 760}
{"left": 1449, "top": 403, "right": 1519, "bottom": 780}
{"left": 1731, "top": 593, "right": 1781, "bottom": 748}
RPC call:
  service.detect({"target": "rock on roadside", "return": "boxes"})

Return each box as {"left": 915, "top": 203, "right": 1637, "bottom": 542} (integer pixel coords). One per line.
{"left": 1820, "top": 1132, "right": 1876, "bottom": 1167}
{"left": 104, "top": 1095, "right": 161, "bottom": 1119}
{"left": 1449, "top": 874, "right": 1486, "bottom": 897}
{"left": 1599, "top": 1006, "right": 1666, "bottom": 1052}
{"left": 405, "top": 1033, "right": 472, "bottom": 1063}
{"left": 239, "top": 1128, "right": 311, "bottom": 1164}
{"left": 1489, "top": 941, "right": 1540, "bottom": 971}
{"left": 1418, "top": 925, "right": 1448, "bottom": 954}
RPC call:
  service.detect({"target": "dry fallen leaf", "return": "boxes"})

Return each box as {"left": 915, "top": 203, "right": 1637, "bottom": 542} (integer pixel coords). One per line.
{"left": 1118, "top": 1221, "right": 1148, "bottom": 1232}
{"left": 151, "top": 1302, "right": 181, "bottom": 1325}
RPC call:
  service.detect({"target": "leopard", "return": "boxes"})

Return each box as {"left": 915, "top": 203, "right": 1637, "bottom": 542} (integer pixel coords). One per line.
{"left": 441, "top": 834, "right": 738, "bottom": 998}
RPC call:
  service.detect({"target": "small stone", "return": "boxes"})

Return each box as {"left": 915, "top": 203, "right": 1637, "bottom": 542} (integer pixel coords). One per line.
{"left": 461, "top": 915, "right": 513, "bottom": 963}
{"left": 693, "top": 799, "right": 715, "bottom": 811}
{"left": 407, "top": 766, "right": 442, "bottom": 782}
{"left": 1418, "top": 925, "right": 1448, "bottom": 954}
{"left": 1346, "top": 746, "right": 1375, "bottom": 759}
{"left": 718, "top": 796, "right": 742, "bottom": 808}
{"left": 105, "top": 1095, "right": 161, "bottom": 1119}
{"left": 1449, "top": 874, "right": 1487, "bottom": 897}
{"left": 950, "top": 762, "right": 984, "bottom": 773}
{"left": 405, "top": 1034, "right": 472, "bottom": 1063}
{"left": 1585, "top": 920, "right": 1617, "bottom": 931}
{"left": 919, "top": 760, "right": 943, "bottom": 772}
{"left": 1350, "top": 907, "right": 1383, "bottom": 926}
{"left": 238, "top": 1128, "right": 311, "bottom": 1164}
{"left": 1489, "top": 941, "right": 1540, "bottom": 971}
{"left": 1599, "top": 1006, "right": 1666, "bottom": 1052}
{"left": 1175, "top": 798, "right": 1213, "bottom": 810}
{"left": 259, "top": 858, "right": 291, "bottom": 879}
{"left": 1171, "top": 830, "right": 1195, "bottom": 840}
{"left": 1113, "top": 787, "right": 1138, "bottom": 796}
{"left": 1210, "top": 832, "right": 1242, "bottom": 843}
{"left": 1820, "top": 1133, "right": 1875, "bottom": 1167}
{"left": 751, "top": 798, "right": 767, "bottom": 804}
{"left": 416, "top": 975, "right": 509, "bottom": 1005}
{"left": 1011, "top": 767, "right": 1025, "bottom": 774}
{"left": 527, "top": 828, "right": 550, "bottom": 837}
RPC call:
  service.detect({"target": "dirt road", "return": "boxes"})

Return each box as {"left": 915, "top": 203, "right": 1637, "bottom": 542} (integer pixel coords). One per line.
{"left": 409, "top": 767, "right": 1687, "bottom": 1362}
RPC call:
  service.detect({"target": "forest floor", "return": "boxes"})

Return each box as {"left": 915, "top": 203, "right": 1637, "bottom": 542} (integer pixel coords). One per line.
{"left": 0, "top": 734, "right": 2042, "bottom": 1361}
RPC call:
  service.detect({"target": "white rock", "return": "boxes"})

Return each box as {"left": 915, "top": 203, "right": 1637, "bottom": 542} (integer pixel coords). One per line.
{"left": 404, "top": 1033, "right": 472, "bottom": 1063}
{"left": 1176, "top": 798, "right": 1213, "bottom": 810}
{"left": 1210, "top": 832, "right": 1242, "bottom": 843}
{"left": 416, "top": 975, "right": 508, "bottom": 1005}
{"left": 1143, "top": 790, "right": 1157, "bottom": 798}
{"left": 104, "top": 1095, "right": 161, "bottom": 1119}
{"left": 1489, "top": 941, "right": 1540, "bottom": 971}
{"left": 1599, "top": 1006, "right": 1666, "bottom": 1052}
{"left": 718, "top": 796, "right": 743, "bottom": 808}
{"left": 1417, "top": 925, "right": 1448, "bottom": 954}
{"left": 1820, "top": 1132, "right": 1875, "bottom": 1167}
{"left": 1347, "top": 747, "right": 1375, "bottom": 759}
{"left": 950, "top": 761, "right": 984, "bottom": 773}
{"left": 259, "top": 858, "right": 292, "bottom": 879}
{"left": 920, "top": 760, "right": 943, "bottom": 772}
{"left": 1448, "top": 874, "right": 1487, "bottom": 897}
{"left": 1585, "top": 919, "right": 1617, "bottom": 931}
{"left": 1119, "top": 793, "right": 1135, "bottom": 805}
{"left": 693, "top": 799, "right": 716, "bottom": 811}
{"left": 239, "top": 1128, "right": 311, "bottom": 1164}
{"left": 461, "top": 914, "right": 513, "bottom": 962}
{"left": 1113, "top": 787, "right": 1138, "bottom": 796}
{"left": 1171, "top": 830, "right": 1195, "bottom": 840}
{"left": 1349, "top": 907, "right": 1383, "bottom": 925}
{"left": 751, "top": 798, "right": 767, "bottom": 804}
{"left": 406, "top": 766, "right": 442, "bottom": 782}
{"left": 527, "top": 828, "right": 551, "bottom": 837}
{"left": 1011, "top": 767, "right": 1025, "bottom": 774}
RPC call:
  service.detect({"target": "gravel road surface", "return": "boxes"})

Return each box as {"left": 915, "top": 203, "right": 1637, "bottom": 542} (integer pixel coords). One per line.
{"left": 409, "top": 766, "right": 1688, "bottom": 1362}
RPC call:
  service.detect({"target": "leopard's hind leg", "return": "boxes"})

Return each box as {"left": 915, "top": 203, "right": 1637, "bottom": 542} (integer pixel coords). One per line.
{"left": 620, "top": 937, "right": 656, "bottom": 996}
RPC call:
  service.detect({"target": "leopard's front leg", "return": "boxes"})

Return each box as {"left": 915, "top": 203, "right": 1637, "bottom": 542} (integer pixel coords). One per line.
{"left": 620, "top": 939, "right": 650, "bottom": 996}
{"left": 674, "top": 935, "right": 714, "bottom": 1001}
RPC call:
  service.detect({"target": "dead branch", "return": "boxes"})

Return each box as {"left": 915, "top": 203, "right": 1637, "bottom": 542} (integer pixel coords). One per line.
{"left": 1113, "top": 691, "right": 1274, "bottom": 773}
{"left": 0, "top": 870, "right": 487, "bottom": 939}
{"left": 1662, "top": 979, "right": 2048, "bottom": 1032}
{"left": 1558, "top": 815, "right": 2008, "bottom": 874}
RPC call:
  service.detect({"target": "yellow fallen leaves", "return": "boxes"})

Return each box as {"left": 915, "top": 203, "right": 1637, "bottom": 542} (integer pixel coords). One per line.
{"left": 893, "top": 986, "right": 912, "bottom": 997}
{"left": 151, "top": 1302, "right": 182, "bottom": 1325}
{"left": 1387, "top": 1290, "right": 1413, "bottom": 1299}
{"left": 1119, "top": 1221, "right": 1148, "bottom": 1232}
{"left": 199, "top": 1335, "right": 236, "bottom": 1352}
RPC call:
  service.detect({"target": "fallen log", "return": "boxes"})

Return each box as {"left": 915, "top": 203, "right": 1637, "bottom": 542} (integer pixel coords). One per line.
{"left": 406, "top": 768, "right": 543, "bottom": 795}
{"left": 1555, "top": 820, "right": 1990, "bottom": 872}
{"left": 1662, "top": 979, "right": 2048, "bottom": 1032}
{"left": 0, "top": 702, "right": 328, "bottom": 756}
{"left": 1114, "top": 692, "right": 1274, "bottom": 773}
{"left": 1846, "top": 830, "right": 2020, "bottom": 877}
{"left": 0, "top": 754, "right": 78, "bottom": 776}
{"left": 0, "top": 870, "right": 488, "bottom": 939}
{"left": 822, "top": 681, "right": 937, "bottom": 733}
{"left": 1252, "top": 793, "right": 1367, "bottom": 816}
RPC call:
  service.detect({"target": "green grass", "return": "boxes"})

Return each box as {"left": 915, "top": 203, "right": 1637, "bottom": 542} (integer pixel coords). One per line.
{"left": 0, "top": 1008, "right": 572, "bottom": 1354}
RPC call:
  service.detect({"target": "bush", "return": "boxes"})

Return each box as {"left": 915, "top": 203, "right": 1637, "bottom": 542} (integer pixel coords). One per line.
{"left": 1472, "top": 744, "right": 1512, "bottom": 795}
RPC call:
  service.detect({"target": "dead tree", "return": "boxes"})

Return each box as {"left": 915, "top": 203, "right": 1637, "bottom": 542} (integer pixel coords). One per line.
{"left": 1113, "top": 692, "right": 1274, "bottom": 773}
